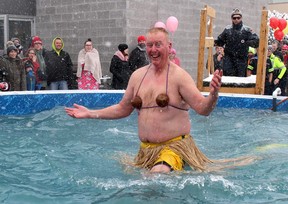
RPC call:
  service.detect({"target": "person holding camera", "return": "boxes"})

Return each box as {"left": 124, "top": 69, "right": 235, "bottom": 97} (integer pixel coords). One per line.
{"left": 11, "top": 38, "right": 24, "bottom": 59}
{"left": 0, "top": 45, "right": 26, "bottom": 91}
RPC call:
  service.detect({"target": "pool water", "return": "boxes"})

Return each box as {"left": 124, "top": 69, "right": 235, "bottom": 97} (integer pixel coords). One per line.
{"left": 0, "top": 107, "right": 288, "bottom": 204}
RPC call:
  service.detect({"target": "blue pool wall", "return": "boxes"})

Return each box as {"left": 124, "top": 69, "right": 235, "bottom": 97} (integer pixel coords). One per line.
{"left": 0, "top": 90, "right": 287, "bottom": 115}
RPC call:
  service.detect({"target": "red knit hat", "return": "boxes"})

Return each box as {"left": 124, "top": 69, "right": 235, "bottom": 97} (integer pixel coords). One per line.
{"left": 137, "top": 35, "right": 146, "bottom": 43}
{"left": 31, "top": 36, "right": 42, "bottom": 47}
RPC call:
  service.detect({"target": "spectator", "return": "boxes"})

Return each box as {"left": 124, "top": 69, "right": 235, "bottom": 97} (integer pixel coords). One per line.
{"left": 206, "top": 46, "right": 224, "bottom": 74}
{"left": 2, "top": 41, "right": 15, "bottom": 56}
{"left": 77, "top": 38, "right": 102, "bottom": 90}
{"left": 272, "top": 40, "right": 283, "bottom": 61}
{"left": 0, "top": 45, "right": 26, "bottom": 91}
{"left": 268, "top": 45, "right": 287, "bottom": 96}
{"left": 110, "top": 43, "right": 130, "bottom": 90}
{"left": 246, "top": 47, "right": 257, "bottom": 76}
{"left": 11, "top": 37, "right": 24, "bottom": 59}
{"left": 23, "top": 48, "right": 41, "bottom": 91}
{"left": 214, "top": 8, "right": 259, "bottom": 77}
{"left": 31, "top": 36, "right": 47, "bottom": 90}
{"left": 246, "top": 47, "right": 274, "bottom": 95}
{"left": 169, "top": 48, "right": 181, "bottom": 66}
{"left": 281, "top": 44, "right": 288, "bottom": 68}
{"left": 129, "top": 35, "right": 149, "bottom": 73}
{"left": 45, "top": 37, "right": 74, "bottom": 90}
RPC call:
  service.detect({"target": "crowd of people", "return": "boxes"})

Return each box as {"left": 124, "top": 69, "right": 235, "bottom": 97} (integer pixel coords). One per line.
{"left": 1, "top": 7, "right": 287, "bottom": 96}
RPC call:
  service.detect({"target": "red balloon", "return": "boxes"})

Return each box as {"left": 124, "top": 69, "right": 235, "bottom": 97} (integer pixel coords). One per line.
{"left": 278, "top": 19, "right": 287, "bottom": 31}
{"left": 270, "top": 17, "right": 279, "bottom": 29}
{"left": 274, "top": 29, "right": 284, "bottom": 41}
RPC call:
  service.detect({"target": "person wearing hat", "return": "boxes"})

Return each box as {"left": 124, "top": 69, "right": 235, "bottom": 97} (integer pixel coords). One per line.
{"left": 11, "top": 37, "right": 24, "bottom": 59}
{"left": 30, "top": 35, "right": 48, "bottom": 90}
{"left": 0, "top": 45, "right": 26, "bottom": 91}
{"left": 129, "top": 35, "right": 150, "bottom": 73}
{"left": 214, "top": 8, "right": 259, "bottom": 77}
{"left": 246, "top": 46, "right": 273, "bottom": 95}
{"left": 110, "top": 43, "right": 131, "bottom": 89}
{"left": 268, "top": 44, "right": 287, "bottom": 96}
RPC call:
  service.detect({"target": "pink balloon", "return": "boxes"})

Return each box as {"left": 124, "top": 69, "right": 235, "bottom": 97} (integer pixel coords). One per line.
{"left": 154, "top": 21, "right": 167, "bottom": 29}
{"left": 166, "top": 16, "right": 179, "bottom": 33}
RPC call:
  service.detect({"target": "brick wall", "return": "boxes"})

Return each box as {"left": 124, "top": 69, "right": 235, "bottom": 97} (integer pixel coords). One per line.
{"left": 36, "top": 0, "right": 269, "bottom": 80}
{"left": 0, "top": 0, "right": 36, "bottom": 16}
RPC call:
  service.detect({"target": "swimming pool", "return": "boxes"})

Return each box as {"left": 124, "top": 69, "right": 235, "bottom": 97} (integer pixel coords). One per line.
{"left": 1, "top": 106, "right": 288, "bottom": 204}
{"left": 0, "top": 91, "right": 288, "bottom": 203}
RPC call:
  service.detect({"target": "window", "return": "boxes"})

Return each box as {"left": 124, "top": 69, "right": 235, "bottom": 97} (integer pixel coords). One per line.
{"left": 9, "top": 18, "right": 33, "bottom": 50}
{"left": 0, "top": 15, "right": 35, "bottom": 55}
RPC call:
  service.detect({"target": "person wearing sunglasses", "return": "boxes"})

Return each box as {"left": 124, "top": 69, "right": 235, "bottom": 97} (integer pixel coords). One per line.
{"left": 214, "top": 8, "right": 259, "bottom": 77}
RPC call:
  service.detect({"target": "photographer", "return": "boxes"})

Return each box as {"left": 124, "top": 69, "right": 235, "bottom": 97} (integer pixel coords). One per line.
{"left": 11, "top": 38, "right": 24, "bottom": 59}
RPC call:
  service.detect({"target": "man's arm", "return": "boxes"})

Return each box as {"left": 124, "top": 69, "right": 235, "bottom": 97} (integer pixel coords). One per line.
{"left": 179, "top": 69, "right": 222, "bottom": 116}
{"left": 65, "top": 72, "right": 137, "bottom": 119}
{"left": 246, "top": 27, "right": 259, "bottom": 48}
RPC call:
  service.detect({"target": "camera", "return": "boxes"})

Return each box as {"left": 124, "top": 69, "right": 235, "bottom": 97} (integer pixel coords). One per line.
{"left": 0, "top": 67, "right": 9, "bottom": 82}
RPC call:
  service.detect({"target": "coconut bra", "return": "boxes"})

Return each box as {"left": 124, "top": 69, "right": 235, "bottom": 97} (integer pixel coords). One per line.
{"left": 130, "top": 63, "right": 189, "bottom": 111}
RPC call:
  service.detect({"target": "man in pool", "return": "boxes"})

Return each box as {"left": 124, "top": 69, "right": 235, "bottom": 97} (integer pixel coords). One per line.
{"left": 65, "top": 27, "right": 222, "bottom": 173}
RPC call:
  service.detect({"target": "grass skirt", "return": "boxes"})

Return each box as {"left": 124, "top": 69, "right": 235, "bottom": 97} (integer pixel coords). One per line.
{"left": 128, "top": 135, "right": 259, "bottom": 172}
{"left": 133, "top": 135, "right": 212, "bottom": 171}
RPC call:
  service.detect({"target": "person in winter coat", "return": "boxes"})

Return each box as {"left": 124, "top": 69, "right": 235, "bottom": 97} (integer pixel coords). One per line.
{"left": 110, "top": 43, "right": 131, "bottom": 90}
{"left": 77, "top": 38, "right": 102, "bottom": 90}
{"left": 45, "top": 37, "right": 74, "bottom": 90}
{"left": 30, "top": 36, "right": 48, "bottom": 90}
{"left": 214, "top": 8, "right": 259, "bottom": 77}
{"left": 0, "top": 45, "right": 26, "bottom": 91}
{"left": 129, "top": 35, "right": 149, "bottom": 73}
{"left": 23, "top": 48, "right": 41, "bottom": 90}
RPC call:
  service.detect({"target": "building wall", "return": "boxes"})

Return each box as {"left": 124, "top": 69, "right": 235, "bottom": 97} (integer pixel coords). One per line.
{"left": 36, "top": 0, "right": 269, "bottom": 80}
{"left": 0, "top": 0, "right": 36, "bottom": 16}
{"left": 268, "top": 3, "right": 288, "bottom": 13}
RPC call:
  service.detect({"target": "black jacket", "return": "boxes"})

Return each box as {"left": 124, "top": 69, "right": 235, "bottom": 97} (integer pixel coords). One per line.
{"left": 45, "top": 50, "right": 73, "bottom": 85}
{"left": 129, "top": 46, "right": 149, "bottom": 72}
{"left": 110, "top": 54, "right": 130, "bottom": 90}
{"left": 215, "top": 22, "right": 259, "bottom": 59}
{"left": 0, "top": 55, "right": 26, "bottom": 91}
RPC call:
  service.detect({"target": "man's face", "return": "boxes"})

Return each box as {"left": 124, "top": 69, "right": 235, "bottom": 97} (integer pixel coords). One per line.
{"left": 146, "top": 31, "right": 171, "bottom": 67}
{"left": 138, "top": 40, "right": 146, "bottom": 48}
{"left": 55, "top": 39, "right": 62, "bottom": 50}
{"left": 272, "top": 43, "right": 278, "bottom": 52}
{"left": 33, "top": 42, "right": 42, "bottom": 51}
{"left": 14, "top": 40, "right": 20, "bottom": 46}
{"left": 216, "top": 46, "right": 224, "bottom": 55}
{"left": 231, "top": 15, "right": 242, "bottom": 25}
{"left": 267, "top": 49, "right": 273, "bottom": 56}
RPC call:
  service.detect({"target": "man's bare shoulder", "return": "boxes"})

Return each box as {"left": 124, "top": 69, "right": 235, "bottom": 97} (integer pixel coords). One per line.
{"left": 170, "top": 63, "right": 192, "bottom": 80}
{"left": 130, "top": 65, "right": 149, "bottom": 79}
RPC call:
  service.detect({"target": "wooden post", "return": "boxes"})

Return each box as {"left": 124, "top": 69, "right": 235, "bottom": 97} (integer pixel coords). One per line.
{"left": 196, "top": 8, "right": 207, "bottom": 91}
{"left": 206, "top": 5, "right": 215, "bottom": 74}
{"left": 197, "top": 5, "right": 216, "bottom": 91}
{"left": 255, "top": 8, "right": 268, "bottom": 95}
